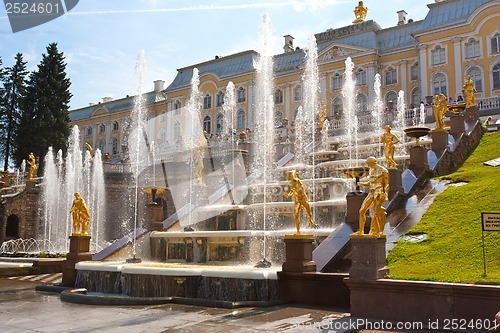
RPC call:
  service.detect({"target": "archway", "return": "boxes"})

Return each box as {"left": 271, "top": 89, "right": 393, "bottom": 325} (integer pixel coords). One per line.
{"left": 6, "top": 215, "right": 20, "bottom": 240}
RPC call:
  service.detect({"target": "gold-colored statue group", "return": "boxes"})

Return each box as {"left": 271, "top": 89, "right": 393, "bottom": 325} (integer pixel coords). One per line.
{"left": 284, "top": 170, "right": 316, "bottom": 235}
{"left": 71, "top": 192, "right": 90, "bottom": 236}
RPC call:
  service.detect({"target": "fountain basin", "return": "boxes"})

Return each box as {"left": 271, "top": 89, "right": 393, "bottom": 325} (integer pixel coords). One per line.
{"left": 404, "top": 127, "right": 431, "bottom": 146}
{"left": 74, "top": 261, "right": 281, "bottom": 307}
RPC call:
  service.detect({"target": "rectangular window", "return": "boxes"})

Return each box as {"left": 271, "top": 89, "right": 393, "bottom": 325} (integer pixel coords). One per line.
{"left": 331, "top": 75, "right": 342, "bottom": 90}
{"left": 411, "top": 64, "right": 419, "bottom": 80}
{"left": 465, "top": 41, "right": 480, "bottom": 58}
{"left": 492, "top": 36, "right": 500, "bottom": 54}
{"left": 431, "top": 48, "right": 446, "bottom": 65}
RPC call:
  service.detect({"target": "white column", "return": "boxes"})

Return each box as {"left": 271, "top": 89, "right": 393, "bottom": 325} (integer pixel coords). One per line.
{"left": 399, "top": 60, "right": 408, "bottom": 103}
{"left": 418, "top": 44, "right": 429, "bottom": 99}
{"left": 320, "top": 73, "right": 327, "bottom": 103}
{"left": 247, "top": 81, "right": 254, "bottom": 131}
{"left": 366, "top": 62, "right": 377, "bottom": 107}
{"left": 105, "top": 121, "right": 112, "bottom": 153}
{"left": 452, "top": 37, "right": 462, "bottom": 99}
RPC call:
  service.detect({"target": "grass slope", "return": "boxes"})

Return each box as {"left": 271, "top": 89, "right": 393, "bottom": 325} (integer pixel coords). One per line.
{"left": 387, "top": 130, "right": 500, "bottom": 284}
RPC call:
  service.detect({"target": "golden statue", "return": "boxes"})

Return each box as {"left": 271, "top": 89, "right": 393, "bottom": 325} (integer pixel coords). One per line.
{"left": 70, "top": 192, "right": 90, "bottom": 236}
{"left": 433, "top": 93, "right": 449, "bottom": 130}
{"left": 85, "top": 142, "right": 93, "bottom": 157}
{"left": 462, "top": 75, "right": 476, "bottom": 108}
{"left": 283, "top": 170, "right": 316, "bottom": 235}
{"left": 27, "top": 152, "right": 37, "bottom": 180}
{"left": 380, "top": 125, "right": 399, "bottom": 169}
{"left": 194, "top": 136, "right": 207, "bottom": 186}
{"left": 318, "top": 101, "right": 326, "bottom": 128}
{"left": 352, "top": 157, "right": 389, "bottom": 238}
{"left": 353, "top": 1, "right": 368, "bottom": 24}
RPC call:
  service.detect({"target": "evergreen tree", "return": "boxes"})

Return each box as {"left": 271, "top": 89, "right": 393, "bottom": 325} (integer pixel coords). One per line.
{"left": 14, "top": 43, "right": 72, "bottom": 168}
{"left": 0, "top": 53, "right": 28, "bottom": 170}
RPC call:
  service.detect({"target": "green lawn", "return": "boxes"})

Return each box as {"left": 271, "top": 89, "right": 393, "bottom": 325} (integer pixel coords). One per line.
{"left": 387, "top": 130, "right": 500, "bottom": 284}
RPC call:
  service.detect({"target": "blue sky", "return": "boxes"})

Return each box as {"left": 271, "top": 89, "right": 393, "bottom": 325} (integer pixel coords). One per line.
{"left": 0, "top": 0, "right": 430, "bottom": 110}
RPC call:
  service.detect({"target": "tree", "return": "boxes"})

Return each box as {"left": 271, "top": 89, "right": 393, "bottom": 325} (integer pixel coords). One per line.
{"left": 14, "top": 43, "right": 72, "bottom": 168}
{"left": 0, "top": 53, "right": 28, "bottom": 170}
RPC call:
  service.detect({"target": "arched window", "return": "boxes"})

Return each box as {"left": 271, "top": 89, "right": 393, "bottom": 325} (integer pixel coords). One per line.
{"left": 410, "top": 62, "right": 419, "bottom": 80}
{"left": 466, "top": 67, "right": 482, "bottom": 92}
{"left": 203, "top": 93, "right": 212, "bottom": 109}
{"left": 356, "top": 94, "right": 368, "bottom": 114}
{"left": 113, "top": 121, "right": 119, "bottom": 130}
{"left": 99, "top": 124, "right": 106, "bottom": 134}
{"left": 274, "top": 89, "right": 283, "bottom": 104}
{"left": 216, "top": 113, "right": 224, "bottom": 133}
{"left": 331, "top": 73, "right": 342, "bottom": 90}
{"left": 86, "top": 126, "right": 92, "bottom": 136}
{"left": 174, "top": 121, "right": 181, "bottom": 140}
{"left": 493, "top": 64, "right": 500, "bottom": 89}
{"left": 237, "top": 87, "right": 246, "bottom": 103}
{"left": 411, "top": 87, "right": 421, "bottom": 107}
{"left": 159, "top": 110, "right": 166, "bottom": 123}
{"left": 236, "top": 109, "right": 246, "bottom": 129}
{"left": 203, "top": 115, "right": 212, "bottom": 134}
{"left": 174, "top": 100, "right": 182, "bottom": 115}
{"left": 491, "top": 33, "right": 500, "bottom": 54}
{"left": 385, "top": 67, "right": 397, "bottom": 84}
{"left": 465, "top": 38, "right": 480, "bottom": 59}
{"left": 216, "top": 91, "right": 224, "bottom": 107}
{"left": 112, "top": 138, "right": 118, "bottom": 154}
{"left": 293, "top": 85, "right": 302, "bottom": 101}
{"left": 97, "top": 140, "right": 105, "bottom": 153}
{"left": 432, "top": 73, "right": 447, "bottom": 95}
{"left": 431, "top": 45, "right": 446, "bottom": 65}
{"left": 275, "top": 110, "right": 283, "bottom": 127}
{"left": 355, "top": 69, "right": 366, "bottom": 86}
{"left": 385, "top": 91, "right": 398, "bottom": 111}
{"left": 332, "top": 98, "right": 343, "bottom": 118}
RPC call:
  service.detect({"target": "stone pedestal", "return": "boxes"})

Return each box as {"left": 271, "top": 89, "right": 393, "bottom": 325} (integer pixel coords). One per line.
{"left": 388, "top": 168, "right": 403, "bottom": 196}
{"left": 349, "top": 236, "right": 388, "bottom": 280}
{"left": 26, "top": 179, "right": 37, "bottom": 189}
{"left": 62, "top": 235, "right": 92, "bottom": 287}
{"left": 464, "top": 105, "right": 479, "bottom": 123}
{"left": 450, "top": 114, "right": 465, "bottom": 137}
{"left": 430, "top": 129, "right": 448, "bottom": 151}
{"left": 146, "top": 203, "right": 164, "bottom": 231}
{"left": 282, "top": 235, "right": 316, "bottom": 273}
{"left": 408, "top": 146, "right": 429, "bottom": 177}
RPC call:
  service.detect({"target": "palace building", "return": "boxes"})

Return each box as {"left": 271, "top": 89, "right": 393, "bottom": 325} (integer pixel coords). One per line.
{"left": 69, "top": 0, "right": 500, "bottom": 162}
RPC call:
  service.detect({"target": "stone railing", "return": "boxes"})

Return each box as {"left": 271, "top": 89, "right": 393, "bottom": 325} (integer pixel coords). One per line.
{"left": 477, "top": 96, "right": 500, "bottom": 111}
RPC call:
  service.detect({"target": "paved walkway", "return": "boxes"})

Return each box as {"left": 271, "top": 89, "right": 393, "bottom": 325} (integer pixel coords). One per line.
{"left": 0, "top": 276, "right": 453, "bottom": 333}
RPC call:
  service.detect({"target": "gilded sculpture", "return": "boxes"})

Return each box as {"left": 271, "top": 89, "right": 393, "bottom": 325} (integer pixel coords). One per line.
{"left": 380, "top": 125, "right": 399, "bottom": 169}
{"left": 352, "top": 1, "right": 368, "bottom": 24}
{"left": 318, "top": 101, "right": 326, "bottom": 128}
{"left": 353, "top": 157, "right": 389, "bottom": 238}
{"left": 70, "top": 192, "right": 90, "bottom": 236}
{"left": 462, "top": 75, "right": 476, "bottom": 108}
{"left": 283, "top": 170, "right": 316, "bottom": 235}
{"left": 195, "top": 136, "right": 208, "bottom": 186}
{"left": 433, "top": 93, "right": 449, "bottom": 130}
{"left": 27, "top": 152, "right": 37, "bottom": 180}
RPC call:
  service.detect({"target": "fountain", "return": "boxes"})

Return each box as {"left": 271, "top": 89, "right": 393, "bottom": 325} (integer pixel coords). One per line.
{"left": 62, "top": 10, "right": 426, "bottom": 306}
{"left": 40, "top": 126, "right": 106, "bottom": 254}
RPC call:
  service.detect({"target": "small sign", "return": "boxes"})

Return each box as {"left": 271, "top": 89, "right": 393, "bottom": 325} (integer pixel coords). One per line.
{"left": 481, "top": 212, "right": 500, "bottom": 231}
{"left": 484, "top": 157, "right": 500, "bottom": 167}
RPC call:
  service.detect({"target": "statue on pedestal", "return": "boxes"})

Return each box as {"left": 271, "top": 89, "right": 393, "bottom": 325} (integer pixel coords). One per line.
{"left": 463, "top": 75, "right": 476, "bottom": 109}
{"left": 70, "top": 192, "right": 90, "bottom": 236}
{"left": 353, "top": 1, "right": 368, "bottom": 24}
{"left": 433, "top": 93, "right": 449, "bottom": 130}
{"left": 284, "top": 170, "right": 315, "bottom": 235}
{"left": 353, "top": 157, "right": 389, "bottom": 238}
{"left": 380, "top": 125, "right": 399, "bottom": 169}
{"left": 27, "top": 152, "right": 37, "bottom": 180}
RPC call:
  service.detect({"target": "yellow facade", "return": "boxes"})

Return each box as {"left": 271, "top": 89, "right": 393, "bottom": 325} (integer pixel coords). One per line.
{"left": 69, "top": 0, "right": 500, "bottom": 160}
